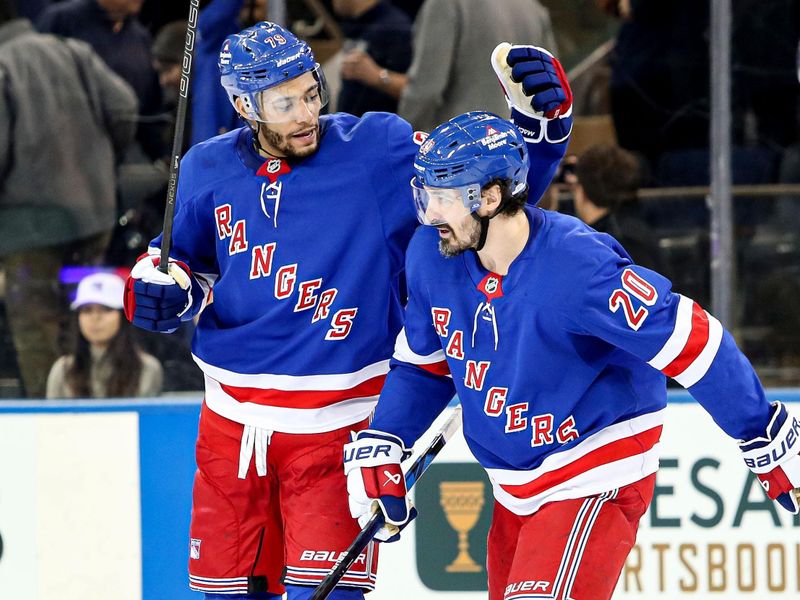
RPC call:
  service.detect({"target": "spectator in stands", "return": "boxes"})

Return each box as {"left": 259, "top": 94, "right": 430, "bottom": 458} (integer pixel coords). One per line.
{"left": 731, "top": 0, "right": 800, "bottom": 152}
{"left": 604, "top": 0, "right": 798, "bottom": 179}
{"left": 102, "top": 19, "right": 189, "bottom": 268}
{"left": 37, "top": 0, "right": 165, "bottom": 160}
{"left": 603, "top": 1, "right": 709, "bottom": 170}
{"left": 0, "top": 0, "right": 138, "bottom": 398}
{"left": 573, "top": 143, "right": 666, "bottom": 273}
{"left": 191, "top": 0, "right": 269, "bottom": 145}
{"left": 46, "top": 273, "right": 163, "bottom": 398}
{"left": 390, "top": 0, "right": 557, "bottom": 132}
{"left": 152, "top": 20, "right": 185, "bottom": 114}
{"left": 333, "top": 0, "right": 412, "bottom": 116}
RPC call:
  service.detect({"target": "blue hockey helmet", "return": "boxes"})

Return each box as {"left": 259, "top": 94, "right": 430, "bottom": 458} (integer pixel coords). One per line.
{"left": 219, "top": 21, "right": 328, "bottom": 122}
{"left": 412, "top": 111, "right": 529, "bottom": 226}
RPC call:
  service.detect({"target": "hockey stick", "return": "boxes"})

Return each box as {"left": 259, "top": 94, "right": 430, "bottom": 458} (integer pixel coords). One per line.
{"left": 310, "top": 406, "right": 463, "bottom": 600}
{"left": 158, "top": 0, "right": 200, "bottom": 274}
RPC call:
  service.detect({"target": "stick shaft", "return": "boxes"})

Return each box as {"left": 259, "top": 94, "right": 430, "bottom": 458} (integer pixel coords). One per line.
{"left": 159, "top": 0, "right": 200, "bottom": 273}
{"left": 310, "top": 407, "right": 462, "bottom": 600}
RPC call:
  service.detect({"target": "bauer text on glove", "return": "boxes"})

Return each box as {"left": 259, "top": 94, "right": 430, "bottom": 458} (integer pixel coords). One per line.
{"left": 739, "top": 401, "right": 800, "bottom": 514}
{"left": 343, "top": 429, "right": 416, "bottom": 542}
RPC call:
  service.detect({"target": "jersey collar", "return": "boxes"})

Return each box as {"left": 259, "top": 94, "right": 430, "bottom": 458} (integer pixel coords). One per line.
{"left": 463, "top": 205, "right": 544, "bottom": 297}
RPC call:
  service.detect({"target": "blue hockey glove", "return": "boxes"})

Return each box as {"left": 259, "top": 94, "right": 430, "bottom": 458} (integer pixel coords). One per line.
{"left": 124, "top": 254, "right": 195, "bottom": 333}
{"left": 344, "top": 429, "right": 417, "bottom": 542}
{"left": 491, "top": 42, "right": 572, "bottom": 143}
{"left": 739, "top": 401, "right": 800, "bottom": 513}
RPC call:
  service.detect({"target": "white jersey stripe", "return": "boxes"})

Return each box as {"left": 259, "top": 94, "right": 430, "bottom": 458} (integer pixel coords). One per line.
{"left": 204, "top": 376, "right": 377, "bottom": 433}
{"left": 485, "top": 410, "right": 664, "bottom": 486}
{"left": 393, "top": 327, "right": 446, "bottom": 365}
{"left": 673, "top": 312, "right": 723, "bottom": 388}
{"left": 193, "top": 355, "right": 390, "bottom": 390}
{"left": 490, "top": 446, "right": 660, "bottom": 515}
{"left": 648, "top": 294, "right": 694, "bottom": 370}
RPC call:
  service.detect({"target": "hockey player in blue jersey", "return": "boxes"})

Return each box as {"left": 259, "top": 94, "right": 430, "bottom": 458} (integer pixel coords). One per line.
{"left": 343, "top": 46, "right": 800, "bottom": 600}
{"left": 122, "top": 19, "right": 575, "bottom": 600}
{"left": 123, "top": 21, "right": 421, "bottom": 600}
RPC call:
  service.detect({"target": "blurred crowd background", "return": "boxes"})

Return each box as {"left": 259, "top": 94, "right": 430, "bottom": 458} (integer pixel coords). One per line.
{"left": 1, "top": 0, "right": 799, "bottom": 399}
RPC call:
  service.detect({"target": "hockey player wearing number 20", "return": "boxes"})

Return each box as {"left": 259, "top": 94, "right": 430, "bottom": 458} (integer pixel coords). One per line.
{"left": 343, "top": 44, "right": 800, "bottom": 600}
{"left": 123, "top": 21, "right": 425, "bottom": 600}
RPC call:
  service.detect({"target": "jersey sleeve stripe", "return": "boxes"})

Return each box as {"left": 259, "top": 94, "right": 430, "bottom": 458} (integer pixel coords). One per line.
{"left": 672, "top": 313, "right": 723, "bottom": 388}
{"left": 392, "top": 327, "right": 446, "bottom": 365}
{"left": 416, "top": 361, "right": 451, "bottom": 376}
{"left": 661, "top": 301, "right": 710, "bottom": 377}
{"left": 647, "top": 294, "right": 693, "bottom": 370}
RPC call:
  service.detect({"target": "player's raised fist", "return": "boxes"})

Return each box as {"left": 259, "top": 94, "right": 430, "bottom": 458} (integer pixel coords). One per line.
{"left": 491, "top": 42, "right": 573, "bottom": 120}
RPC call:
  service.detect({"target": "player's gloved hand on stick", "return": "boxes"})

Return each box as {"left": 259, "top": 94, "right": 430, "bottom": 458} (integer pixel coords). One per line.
{"left": 491, "top": 42, "right": 572, "bottom": 141}
{"left": 124, "top": 254, "right": 195, "bottom": 333}
{"left": 739, "top": 401, "right": 800, "bottom": 513}
{"left": 344, "top": 429, "right": 417, "bottom": 542}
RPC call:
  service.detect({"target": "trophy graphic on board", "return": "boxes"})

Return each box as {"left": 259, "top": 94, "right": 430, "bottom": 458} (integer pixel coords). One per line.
{"left": 439, "top": 481, "right": 485, "bottom": 573}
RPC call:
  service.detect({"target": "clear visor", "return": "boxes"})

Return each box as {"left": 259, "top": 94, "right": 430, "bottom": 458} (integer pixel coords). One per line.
{"left": 249, "top": 66, "right": 329, "bottom": 124}
{"left": 411, "top": 178, "right": 482, "bottom": 226}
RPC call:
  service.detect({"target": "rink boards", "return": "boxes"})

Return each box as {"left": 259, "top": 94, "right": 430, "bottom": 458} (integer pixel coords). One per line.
{"left": 0, "top": 391, "right": 799, "bottom": 599}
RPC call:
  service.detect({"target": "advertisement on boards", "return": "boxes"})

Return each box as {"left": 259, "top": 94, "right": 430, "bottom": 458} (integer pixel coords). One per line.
{"left": 373, "top": 401, "right": 800, "bottom": 600}
{"left": 1, "top": 395, "right": 798, "bottom": 599}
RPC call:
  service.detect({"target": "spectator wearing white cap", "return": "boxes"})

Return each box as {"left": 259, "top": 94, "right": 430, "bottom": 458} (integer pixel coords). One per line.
{"left": 46, "top": 272, "right": 163, "bottom": 399}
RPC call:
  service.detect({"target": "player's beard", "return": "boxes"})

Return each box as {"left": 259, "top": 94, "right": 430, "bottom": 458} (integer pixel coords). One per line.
{"left": 438, "top": 217, "right": 481, "bottom": 257}
{"left": 258, "top": 122, "right": 320, "bottom": 159}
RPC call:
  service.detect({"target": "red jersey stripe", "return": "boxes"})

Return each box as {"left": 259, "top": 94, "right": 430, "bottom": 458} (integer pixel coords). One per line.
{"left": 499, "top": 425, "right": 663, "bottom": 499}
{"left": 662, "top": 302, "right": 710, "bottom": 378}
{"left": 417, "top": 360, "right": 451, "bottom": 376}
{"left": 220, "top": 374, "right": 386, "bottom": 409}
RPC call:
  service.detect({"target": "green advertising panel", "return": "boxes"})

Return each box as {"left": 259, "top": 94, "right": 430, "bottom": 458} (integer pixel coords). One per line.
{"left": 415, "top": 463, "right": 494, "bottom": 591}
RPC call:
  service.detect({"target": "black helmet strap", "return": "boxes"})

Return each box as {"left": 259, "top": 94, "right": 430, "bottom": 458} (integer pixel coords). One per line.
{"left": 471, "top": 182, "right": 510, "bottom": 252}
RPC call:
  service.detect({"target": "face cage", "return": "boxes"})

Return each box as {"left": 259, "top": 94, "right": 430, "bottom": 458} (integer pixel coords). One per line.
{"left": 411, "top": 178, "right": 482, "bottom": 226}
{"left": 239, "top": 64, "right": 329, "bottom": 124}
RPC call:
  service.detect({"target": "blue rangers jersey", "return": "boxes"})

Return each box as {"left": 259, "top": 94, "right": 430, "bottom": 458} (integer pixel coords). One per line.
{"left": 150, "top": 112, "right": 421, "bottom": 433}
{"left": 372, "top": 207, "right": 773, "bottom": 515}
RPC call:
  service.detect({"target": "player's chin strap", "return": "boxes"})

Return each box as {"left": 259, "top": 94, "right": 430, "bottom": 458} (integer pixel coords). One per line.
{"left": 251, "top": 121, "right": 269, "bottom": 157}
{"left": 474, "top": 215, "right": 491, "bottom": 251}
{"left": 472, "top": 194, "right": 511, "bottom": 252}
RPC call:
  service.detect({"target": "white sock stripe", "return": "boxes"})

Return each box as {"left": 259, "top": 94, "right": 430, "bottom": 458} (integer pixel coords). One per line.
{"left": 189, "top": 576, "right": 248, "bottom": 583}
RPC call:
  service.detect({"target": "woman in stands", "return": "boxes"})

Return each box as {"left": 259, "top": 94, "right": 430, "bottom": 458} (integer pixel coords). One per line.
{"left": 46, "top": 272, "right": 163, "bottom": 399}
